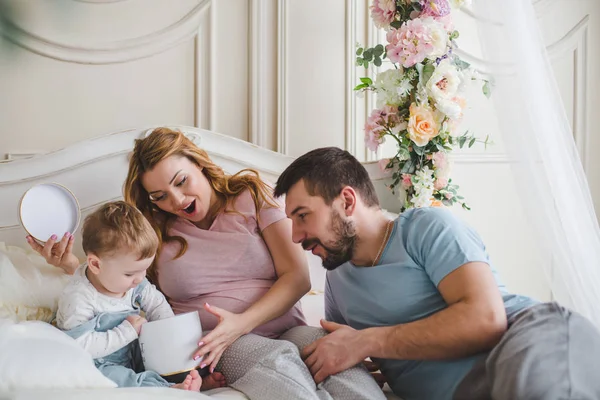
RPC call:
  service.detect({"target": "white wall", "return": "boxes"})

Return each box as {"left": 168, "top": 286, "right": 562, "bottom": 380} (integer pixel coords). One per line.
{"left": 0, "top": 0, "right": 353, "bottom": 158}
{"left": 1, "top": 0, "right": 598, "bottom": 304}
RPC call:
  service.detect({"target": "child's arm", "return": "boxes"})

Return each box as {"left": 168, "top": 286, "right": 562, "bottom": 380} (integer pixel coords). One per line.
{"left": 139, "top": 279, "right": 175, "bottom": 321}
{"left": 57, "top": 290, "right": 139, "bottom": 359}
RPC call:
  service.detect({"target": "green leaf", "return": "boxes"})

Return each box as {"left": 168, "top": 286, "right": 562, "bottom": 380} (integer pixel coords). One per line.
{"left": 360, "top": 77, "right": 372, "bottom": 85}
{"left": 401, "top": 158, "right": 416, "bottom": 174}
{"left": 450, "top": 30, "right": 460, "bottom": 40}
{"left": 482, "top": 81, "right": 492, "bottom": 98}
{"left": 412, "top": 2, "right": 422, "bottom": 12}
{"left": 363, "top": 49, "right": 373, "bottom": 62}
{"left": 373, "top": 56, "right": 382, "bottom": 67}
{"left": 397, "top": 146, "right": 410, "bottom": 161}
{"left": 373, "top": 44, "right": 384, "bottom": 57}
{"left": 458, "top": 136, "right": 467, "bottom": 148}
{"left": 421, "top": 63, "right": 435, "bottom": 85}
{"left": 462, "top": 203, "right": 471, "bottom": 211}
{"left": 469, "top": 137, "right": 476, "bottom": 147}
{"left": 453, "top": 58, "right": 470, "bottom": 70}
{"left": 356, "top": 47, "right": 363, "bottom": 56}
{"left": 353, "top": 83, "right": 368, "bottom": 91}
{"left": 413, "top": 145, "right": 425, "bottom": 156}
{"left": 390, "top": 20, "right": 402, "bottom": 29}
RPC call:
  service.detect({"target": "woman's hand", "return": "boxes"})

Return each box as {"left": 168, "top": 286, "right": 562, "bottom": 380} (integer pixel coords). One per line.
{"left": 192, "top": 303, "right": 253, "bottom": 373}
{"left": 26, "top": 232, "right": 80, "bottom": 275}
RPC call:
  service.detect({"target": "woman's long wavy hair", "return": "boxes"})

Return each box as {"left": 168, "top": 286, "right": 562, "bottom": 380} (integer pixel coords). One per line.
{"left": 123, "top": 127, "right": 277, "bottom": 283}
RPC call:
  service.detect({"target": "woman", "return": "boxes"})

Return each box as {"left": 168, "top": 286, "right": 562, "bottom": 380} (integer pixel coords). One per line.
{"left": 28, "top": 127, "right": 385, "bottom": 400}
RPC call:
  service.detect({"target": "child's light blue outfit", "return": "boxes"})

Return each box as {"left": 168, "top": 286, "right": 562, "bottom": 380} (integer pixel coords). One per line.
{"left": 56, "top": 265, "right": 175, "bottom": 387}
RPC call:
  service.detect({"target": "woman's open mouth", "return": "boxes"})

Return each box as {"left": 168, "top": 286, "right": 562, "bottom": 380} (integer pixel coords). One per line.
{"left": 182, "top": 200, "right": 196, "bottom": 215}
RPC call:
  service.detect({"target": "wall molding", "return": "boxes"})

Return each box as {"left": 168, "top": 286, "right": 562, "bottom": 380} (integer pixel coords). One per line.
{"left": 345, "top": 0, "right": 357, "bottom": 155}
{"left": 276, "top": 0, "right": 288, "bottom": 154}
{"left": 72, "top": 0, "right": 128, "bottom": 3}
{"left": 363, "top": 4, "right": 381, "bottom": 163}
{"left": 451, "top": 153, "right": 512, "bottom": 164}
{"left": 194, "top": 2, "right": 213, "bottom": 130}
{"left": 0, "top": 0, "right": 210, "bottom": 64}
{"left": 249, "top": 0, "right": 275, "bottom": 148}
{"left": 547, "top": 15, "right": 590, "bottom": 172}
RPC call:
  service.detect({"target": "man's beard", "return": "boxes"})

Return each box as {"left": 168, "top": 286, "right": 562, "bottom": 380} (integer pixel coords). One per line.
{"left": 302, "top": 211, "right": 357, "bottom": 271}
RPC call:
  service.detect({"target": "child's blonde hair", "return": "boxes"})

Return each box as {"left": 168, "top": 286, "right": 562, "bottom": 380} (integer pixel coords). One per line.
{"left": 82, "top": 201, "right": 158, "bottom": 260}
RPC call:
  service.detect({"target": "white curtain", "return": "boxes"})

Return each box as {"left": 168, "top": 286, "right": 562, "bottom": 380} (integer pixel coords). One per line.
{"left": 473, "top": 0, "right": 600, "bottom": 328}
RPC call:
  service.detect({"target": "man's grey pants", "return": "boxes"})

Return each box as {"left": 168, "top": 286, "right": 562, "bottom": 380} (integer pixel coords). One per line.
{"left": 454, "top": 302, "right": 600, "bottom": 400}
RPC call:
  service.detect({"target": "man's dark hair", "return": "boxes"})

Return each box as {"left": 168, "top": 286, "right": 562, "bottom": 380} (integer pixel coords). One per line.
{"left": 274, "top": 147, "right": 380, "bottom": 207}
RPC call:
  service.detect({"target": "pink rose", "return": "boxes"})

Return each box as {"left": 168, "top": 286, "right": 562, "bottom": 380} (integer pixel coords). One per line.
{"left": 432, "top": 151, "right": 448, "bottom": 169}
{"left": 370, "top": 0, "right": 396, "bottom": 29}
{"left": 364, "top": 106, "right": 401, "bottom": 152}
{"left": 434, "top": 177, "right": 448, "bottom": 190}
{"left": 401, "top": 173, "right": 413, "bottom": 188}
{"left": 378, "top": 158, "right": 393, "bottom": 173}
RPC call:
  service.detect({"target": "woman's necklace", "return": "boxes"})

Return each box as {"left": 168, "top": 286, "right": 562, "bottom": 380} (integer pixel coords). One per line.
{"left": 372, "top": 220, "right": 392, "bottom": 267}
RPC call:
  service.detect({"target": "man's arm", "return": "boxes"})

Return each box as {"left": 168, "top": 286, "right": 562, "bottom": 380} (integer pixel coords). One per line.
{"left": 360, "top": 261, "right": 507, "bottom": 360}
{"left": 303, "top": 262, "right": 507, "bottom": 383}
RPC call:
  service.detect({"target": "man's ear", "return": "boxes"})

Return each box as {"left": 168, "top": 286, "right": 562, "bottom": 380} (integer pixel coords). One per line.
{"left": 87, "top": 253, "right": 101, "bottom": 275}
{"left": 340, "top": 186, "right": 358, "bottom": 216}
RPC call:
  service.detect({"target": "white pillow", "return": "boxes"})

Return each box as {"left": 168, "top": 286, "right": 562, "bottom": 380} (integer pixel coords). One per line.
{"left": 0, "top": 242, "right": 70, "bottom": 322}
{"left": 0, "top": 318, "right": 117, "bottom": 390}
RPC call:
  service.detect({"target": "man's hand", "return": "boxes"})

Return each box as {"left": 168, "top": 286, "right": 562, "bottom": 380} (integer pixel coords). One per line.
{"left": 301, "top": 320, "right": 368, "bottom": 384}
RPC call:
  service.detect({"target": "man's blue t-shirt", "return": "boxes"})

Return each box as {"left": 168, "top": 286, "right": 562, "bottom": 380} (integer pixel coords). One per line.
{"left": 325, "top": 207, "right": 537, "bottom": 400}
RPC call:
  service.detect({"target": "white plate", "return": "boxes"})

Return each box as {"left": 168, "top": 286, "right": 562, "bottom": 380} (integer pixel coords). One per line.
{"left": 19, "top": 183, "right": 81, "bottom": 243}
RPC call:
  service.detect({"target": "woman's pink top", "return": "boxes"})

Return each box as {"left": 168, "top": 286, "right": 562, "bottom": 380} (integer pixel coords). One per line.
{"left": 156, "top": 189, "right": 307, "bottom": 338}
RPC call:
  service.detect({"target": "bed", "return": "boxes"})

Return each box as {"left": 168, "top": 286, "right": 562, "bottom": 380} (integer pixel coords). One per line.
{"left": 0, "top": 126, "right": 401, "bottom": 399}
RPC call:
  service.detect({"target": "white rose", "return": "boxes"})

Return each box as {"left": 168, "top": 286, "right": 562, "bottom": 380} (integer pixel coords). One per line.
{"left": 421, "top": 17, "right": 448, "bottom": 58}
{"left": 426, "top": 61, "right": 463, "bottom": 118}
{"left": 373, "top": 68, "right": 407, "bottom": 107}
{"left": 436, "top": 98, "right": 462, "bottom": 119}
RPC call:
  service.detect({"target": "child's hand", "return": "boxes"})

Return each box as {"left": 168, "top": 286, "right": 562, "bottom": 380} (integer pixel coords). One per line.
{"left": 126, "top": 315, "right": 148, "bottom": 335}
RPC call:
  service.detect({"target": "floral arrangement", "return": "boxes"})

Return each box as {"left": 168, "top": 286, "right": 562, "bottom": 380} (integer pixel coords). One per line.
{"left": 355, "top": 0, "right": 490, "bottom": 211}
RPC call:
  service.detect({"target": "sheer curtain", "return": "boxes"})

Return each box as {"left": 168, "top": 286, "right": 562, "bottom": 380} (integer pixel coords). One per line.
{"left": 473, "top": 0, "right": 600, "bottom": 328}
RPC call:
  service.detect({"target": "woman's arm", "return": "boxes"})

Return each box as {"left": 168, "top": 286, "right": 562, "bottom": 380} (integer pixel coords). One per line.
{"left": 239, "top": 217, "right": 311, "bottom": 329}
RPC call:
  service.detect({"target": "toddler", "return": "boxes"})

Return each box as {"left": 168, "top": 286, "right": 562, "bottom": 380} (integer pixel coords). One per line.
{"left": 56, "top": 201, "right": 223, "bottom": 390}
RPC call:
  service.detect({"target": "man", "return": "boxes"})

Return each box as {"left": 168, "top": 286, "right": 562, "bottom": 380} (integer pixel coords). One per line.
{"left": 273, "top": 146, "right": 600, "bottom": 400}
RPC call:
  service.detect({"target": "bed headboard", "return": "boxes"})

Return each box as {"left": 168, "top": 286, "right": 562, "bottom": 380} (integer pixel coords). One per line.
{"left": 0, "top": 126, "right": 398, "bottom": 261}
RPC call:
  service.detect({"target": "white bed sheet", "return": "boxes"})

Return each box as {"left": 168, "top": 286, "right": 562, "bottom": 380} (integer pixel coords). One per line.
{"left": 2, "top": 387, "right": 401, "bottom": 400}
{"left": 1, "top": 387, "right": 244, "bottom": 400}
